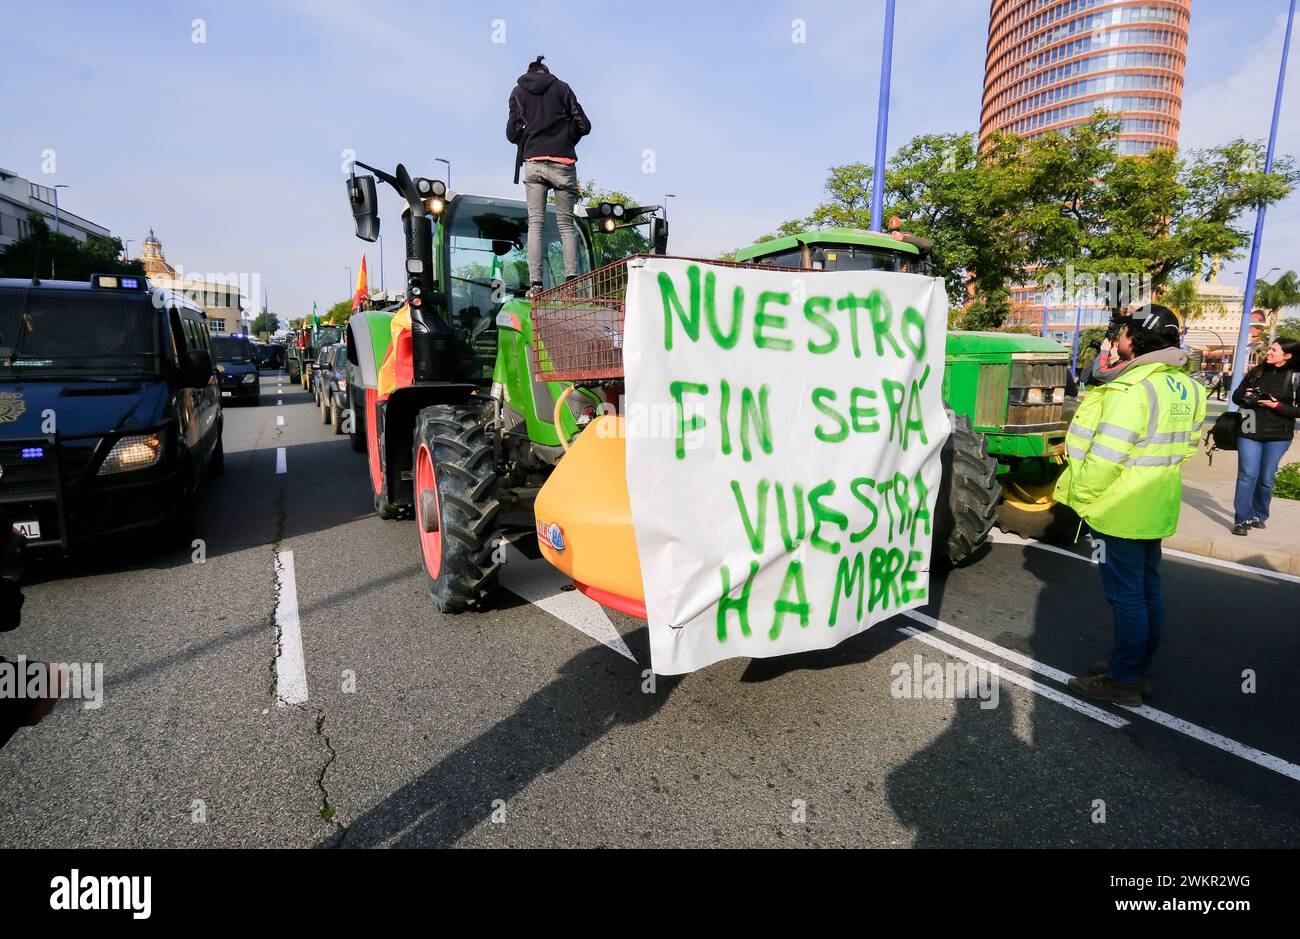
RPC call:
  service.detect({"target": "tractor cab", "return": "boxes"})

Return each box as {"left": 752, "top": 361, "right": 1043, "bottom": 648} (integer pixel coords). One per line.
{"left": 735, "top": 224, "right": 934, "bottom": 276}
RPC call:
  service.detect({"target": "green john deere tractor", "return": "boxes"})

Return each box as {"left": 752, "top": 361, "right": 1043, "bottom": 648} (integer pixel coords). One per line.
{"left": 734, "top": 227, "right": 1080, "bottom": 551}
{"left": 342, "top": 161, "right": 668, "bottom": 611}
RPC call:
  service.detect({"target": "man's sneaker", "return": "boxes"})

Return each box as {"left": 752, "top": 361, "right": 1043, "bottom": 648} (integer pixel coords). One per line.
{"left": 1250, "top": 518, "right": 1267, "bottom": 530}
{"left": 1090, "top": 662, "right": 1151, "bottom": 698}
{"left": 1231, "top": 523, "right": 1250, "bottom": 536}
{"left": 1069, "top": 673, "right": 1142, "bottom": 707}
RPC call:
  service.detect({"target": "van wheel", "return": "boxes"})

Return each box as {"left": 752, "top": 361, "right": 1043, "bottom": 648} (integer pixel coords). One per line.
{"left": 331, "top": 401, "right": 344, "bottom": 435}
{"left": 412, "top": 404, "right": 501, "bottom": 613}
{"left": 320, "top": 394, "right": 330, "bottom": 424}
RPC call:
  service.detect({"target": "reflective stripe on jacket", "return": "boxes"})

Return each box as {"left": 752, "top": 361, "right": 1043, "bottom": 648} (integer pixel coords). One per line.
{"left": 1053, "top": 361, "right": 1206, "bottom": 539}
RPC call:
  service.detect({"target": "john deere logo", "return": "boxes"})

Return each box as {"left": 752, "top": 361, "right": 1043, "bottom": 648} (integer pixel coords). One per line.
{"left": 0, "top": 392, "right": 26, "bottom": 423}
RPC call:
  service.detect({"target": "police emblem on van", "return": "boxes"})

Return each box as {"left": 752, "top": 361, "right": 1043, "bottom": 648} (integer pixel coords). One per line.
{"left": 0, "top": 392, "right": 26, "bottom": 423}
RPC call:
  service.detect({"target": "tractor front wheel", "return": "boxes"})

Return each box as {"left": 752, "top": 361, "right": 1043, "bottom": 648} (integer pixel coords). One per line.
{"left": 996, "top": 459, "right": 1079, "bottom": 542}
{"left": 934, "top": 411, "right": 1001, "bottom": 567}
{"left": 412, "top": 404, "right": 501, "bottom": 613}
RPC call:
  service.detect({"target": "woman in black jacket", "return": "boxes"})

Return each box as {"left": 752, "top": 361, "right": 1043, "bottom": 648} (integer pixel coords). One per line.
{"left": 1231, "top": 337, "right": 1300, "bottom": 535}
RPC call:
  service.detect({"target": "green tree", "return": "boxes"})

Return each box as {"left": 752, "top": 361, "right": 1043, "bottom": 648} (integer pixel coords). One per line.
{"left": 324, "top": 299, "right": 352, "bottom": 324}
{"left": 1031, "top": 116, "right": 1297, "bottom": 313}
{"left": 1254, "top": 270, "right": 1300, "bottom": 341}
{"left": 0, "top": 213, "right": 145, "bottom": 281}
{"left": 1273, "top": 317, "right": 1300, "bottom": 343}
{"left": 251, "top": 311, "right": 280, "bottom": 334}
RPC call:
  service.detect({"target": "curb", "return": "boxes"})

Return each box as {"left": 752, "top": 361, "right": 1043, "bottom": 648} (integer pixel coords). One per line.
{"left": 1164, "top": 532, "right": 1300, "bottom": 576}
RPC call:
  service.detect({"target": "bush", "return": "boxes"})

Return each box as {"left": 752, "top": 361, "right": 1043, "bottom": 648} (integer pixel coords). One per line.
{"left": 1274, "top": 462, "right": 1300, "bottom": 501}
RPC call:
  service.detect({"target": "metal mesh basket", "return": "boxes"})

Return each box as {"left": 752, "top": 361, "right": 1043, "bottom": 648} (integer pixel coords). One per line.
{"left": 530, "top": 254, "right": 798, "bottom": 383}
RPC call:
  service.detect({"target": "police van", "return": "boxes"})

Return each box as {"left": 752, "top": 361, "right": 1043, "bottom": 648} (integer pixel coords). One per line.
{"left": 0, "top": 274, "right": 224, "bottom": 550}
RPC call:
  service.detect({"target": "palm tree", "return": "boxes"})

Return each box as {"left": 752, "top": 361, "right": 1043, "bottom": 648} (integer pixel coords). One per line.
{"left": 1254, "top": 270, "right": 1300, "bottom": 342}
{"left": 1159, "top": 277, "right": 1224, "bottom": 325}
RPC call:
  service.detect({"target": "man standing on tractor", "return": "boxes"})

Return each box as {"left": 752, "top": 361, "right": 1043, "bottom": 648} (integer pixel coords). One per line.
{"left": 1056, "top": 305, "right": 1206, "bottom": 707}
{"left": 506, "top": 55, "right": 591, "bottom": 298}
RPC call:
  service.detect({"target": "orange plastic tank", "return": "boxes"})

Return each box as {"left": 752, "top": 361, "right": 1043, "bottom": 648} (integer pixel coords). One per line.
{"left": 533, "top": 415, "right": 646, "bottom": 618}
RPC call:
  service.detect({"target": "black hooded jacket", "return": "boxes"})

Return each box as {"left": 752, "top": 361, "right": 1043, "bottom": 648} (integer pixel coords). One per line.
{"left": 506, "top": 69, "right": 591, "bottom": 162}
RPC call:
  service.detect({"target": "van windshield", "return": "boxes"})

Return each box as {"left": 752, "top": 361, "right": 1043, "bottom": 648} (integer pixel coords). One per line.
{"left": 211, "top": 335, "right": 253, "bottom": 362}
{"left": 0, "top": 290, "right": 160, "bottom": 379}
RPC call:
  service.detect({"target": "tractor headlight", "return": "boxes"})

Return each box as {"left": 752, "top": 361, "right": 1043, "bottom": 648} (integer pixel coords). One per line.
{"left": 603, "top": 218, "right": 616, "bottom": 232}
{"left": 1025, "top": 387, "right": 1044, "bottom": 405}
{"left": 98, "top": 434, "right": 163, "bottom": 475}
{"left": 242, "top": 373, "right": 257, "bottom": 384}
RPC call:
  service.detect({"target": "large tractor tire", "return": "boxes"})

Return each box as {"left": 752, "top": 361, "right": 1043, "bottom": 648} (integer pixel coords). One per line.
{"left": 996, "top": 459, "right": 1079, "bottom": 542}
{"left": 934, "top": 411, "right": 1001, "bottom": 567}
{"left": 412, "top": 404, "right": 501, "bottom": 613}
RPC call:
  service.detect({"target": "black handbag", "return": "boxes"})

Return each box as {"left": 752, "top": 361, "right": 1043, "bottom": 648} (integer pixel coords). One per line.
{"left": 1208, "top": 410, "right": 1242, "bottom": 452}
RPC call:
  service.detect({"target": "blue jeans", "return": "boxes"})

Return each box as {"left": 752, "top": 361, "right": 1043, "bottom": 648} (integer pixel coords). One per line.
{"left": 1095, "top": 535, "right": 1163, "bottom": 684}
{"left": 1234, "top": 437, "right": 1292, "bottom": 525}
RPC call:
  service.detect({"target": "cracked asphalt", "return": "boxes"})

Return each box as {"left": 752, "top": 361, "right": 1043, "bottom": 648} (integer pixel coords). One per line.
{"left": 1, "top": 369, "right": 1297, "bottom": 848}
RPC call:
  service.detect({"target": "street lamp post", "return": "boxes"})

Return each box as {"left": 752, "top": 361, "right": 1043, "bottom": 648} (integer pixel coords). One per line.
{"left": 378, "top": 234, "right": 385, "bottom": 294}
{"left": 52, "top": 184, "right": 69, "bottom": 235}
{"left": 663, "top": 193, "right": 676, "bottom": 219}
{"left": 1229, "top": 0, "right": 1295, "bottom": 412}
{"left": 435, "top": 157, "right": 451, "bottom": 190}
{"left": 870, "top": 0, "right": 896, "bottom": 233}
{"left": 346, "top": 266, "right": 353, "bottom": 305}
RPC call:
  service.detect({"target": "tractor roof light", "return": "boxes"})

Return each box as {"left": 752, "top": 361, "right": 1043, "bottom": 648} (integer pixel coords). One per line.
{"left": 612, "top": 203, "right": 625, "bottom": 218}
{"left": 426, "top": 197, "right": 445, "bottom": 215}
{"left": 603, "top": 218, "right": 616, "bottom": 232}
{"left": 598, "top": 202, "right": 613, "bottom": 217}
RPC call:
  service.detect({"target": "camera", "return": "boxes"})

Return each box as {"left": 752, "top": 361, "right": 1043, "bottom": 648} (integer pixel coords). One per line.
{"left": 1239, "top": 386, "right": 1264, "bottom": 406}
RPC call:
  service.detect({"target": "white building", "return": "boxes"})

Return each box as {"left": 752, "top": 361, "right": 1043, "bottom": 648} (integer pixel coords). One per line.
{"left": 0, "top": 167, "right": 111, "bottom": 247}
{"left": 139, "top": 228, "right": 247, "bottom": 333}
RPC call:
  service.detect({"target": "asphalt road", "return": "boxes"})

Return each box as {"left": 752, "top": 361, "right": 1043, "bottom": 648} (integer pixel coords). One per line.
{"left": 1, "top": 370, "right": 1296, "bottom": 848}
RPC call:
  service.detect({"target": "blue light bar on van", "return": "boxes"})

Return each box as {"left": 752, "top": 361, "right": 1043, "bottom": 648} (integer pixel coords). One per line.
{"left": 92, "top": 274, "right": 145, "bottom": 290}
{"left": 21, "top": 447, "right": 44, "bottom": 459}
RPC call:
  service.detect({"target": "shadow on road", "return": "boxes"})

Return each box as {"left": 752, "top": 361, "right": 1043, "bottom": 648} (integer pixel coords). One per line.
{"left": 323, "top": 627, "right": 680, "bottom": 847}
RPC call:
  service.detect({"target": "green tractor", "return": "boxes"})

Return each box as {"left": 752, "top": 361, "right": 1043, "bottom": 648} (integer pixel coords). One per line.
{"left": 734, "top": 228, "right": 1080, "bottom": 550}
{"left": 342, "top": 161, "right": 667, "bottom": 611}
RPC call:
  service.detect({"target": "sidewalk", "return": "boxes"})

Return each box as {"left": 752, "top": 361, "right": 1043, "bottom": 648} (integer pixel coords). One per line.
{"left": 1171, "top": 429, "right": 1300, "bottom": 574}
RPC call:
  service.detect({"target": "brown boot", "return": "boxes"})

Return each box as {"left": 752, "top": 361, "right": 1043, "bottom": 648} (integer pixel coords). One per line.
{"left": 1090, "top": 662, "right": 1152, "bottom": 698}
{"left": 1070, "top": 673, "right": 1142, "bottom": 707}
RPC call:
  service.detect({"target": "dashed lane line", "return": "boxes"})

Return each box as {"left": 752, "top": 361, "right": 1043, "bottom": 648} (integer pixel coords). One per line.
{"left": 274, "top": 549, "right": 309, "bottom": 706}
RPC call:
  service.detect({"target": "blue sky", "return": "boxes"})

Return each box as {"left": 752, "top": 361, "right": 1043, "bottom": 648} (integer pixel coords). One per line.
{"left": 2, "top": 0, "right": 1297, "bottom": 319}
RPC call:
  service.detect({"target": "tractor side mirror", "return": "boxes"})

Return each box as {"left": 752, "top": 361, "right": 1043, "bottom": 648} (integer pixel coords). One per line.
{"left": 348, "top": 174, "right": 380, "bottom": 242}
{"left": 649, "top": 216, "right": 669, "bottom": 255}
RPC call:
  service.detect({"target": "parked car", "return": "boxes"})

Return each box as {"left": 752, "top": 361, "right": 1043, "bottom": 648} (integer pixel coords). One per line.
{"left": 314, "top": 344, "right": 349, "bottom": 434}
{"left": 211, "top": 334, "right": 261, "bottom": 406}
{"left": 0, "top": 274, "right": 223, "bottom": 550}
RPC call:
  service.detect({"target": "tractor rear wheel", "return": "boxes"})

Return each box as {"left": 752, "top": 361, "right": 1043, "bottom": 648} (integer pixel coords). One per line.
{"left": 412, "top": 404, "right": 501, "bottom": 613}
{"left": 996, "top": 459, "right": 1079, "bottom": 542}
{"left": 934, "top": 411, "right": 1000, "bottom": 567}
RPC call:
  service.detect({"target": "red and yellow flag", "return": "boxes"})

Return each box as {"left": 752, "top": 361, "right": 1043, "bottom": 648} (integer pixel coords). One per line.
{"left": 351, "top": 255, "right": 369, "bottom": 312}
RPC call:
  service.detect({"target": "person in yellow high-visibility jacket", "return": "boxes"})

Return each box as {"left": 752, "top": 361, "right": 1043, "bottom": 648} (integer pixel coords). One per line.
{"left": 1056, "top": 304, "right": 1206, "bottom": 707}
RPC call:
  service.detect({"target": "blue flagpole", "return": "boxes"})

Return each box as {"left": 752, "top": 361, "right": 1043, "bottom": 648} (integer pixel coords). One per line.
{"left": 870, "top": 0, "right": 896, "bottom": 233}
{"left": 1229, "top": 0, "right": 1295, "bottom": 411}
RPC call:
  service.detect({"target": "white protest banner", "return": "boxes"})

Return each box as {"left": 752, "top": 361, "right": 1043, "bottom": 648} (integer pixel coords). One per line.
{"left": 622, "top": 257, "right": 950, "bottom": 675}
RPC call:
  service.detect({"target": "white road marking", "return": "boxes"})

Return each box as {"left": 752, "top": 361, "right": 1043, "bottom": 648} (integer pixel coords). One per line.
{"left": 277, "top": 399, "right": 283, "bottom": 406}
{"left": 275, "top": 447, "right": 287, "bottom": 474}
{"left": 903, "top": 609, "right": 1300, "bottom": 783}
{"left": 277, "top": 416, "right": 284, "bottom": 426}
{"left": 896, "top": 625, "right": 1129, "bottom": 728}
{"left": 274, "top": 549, "right": 309, "bottom": 706}
{"left": 499, "top": 543, "right": 637, "bottom": 662}
{"left": 988, "top": 528, "right": 1300, "bottom": 585}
